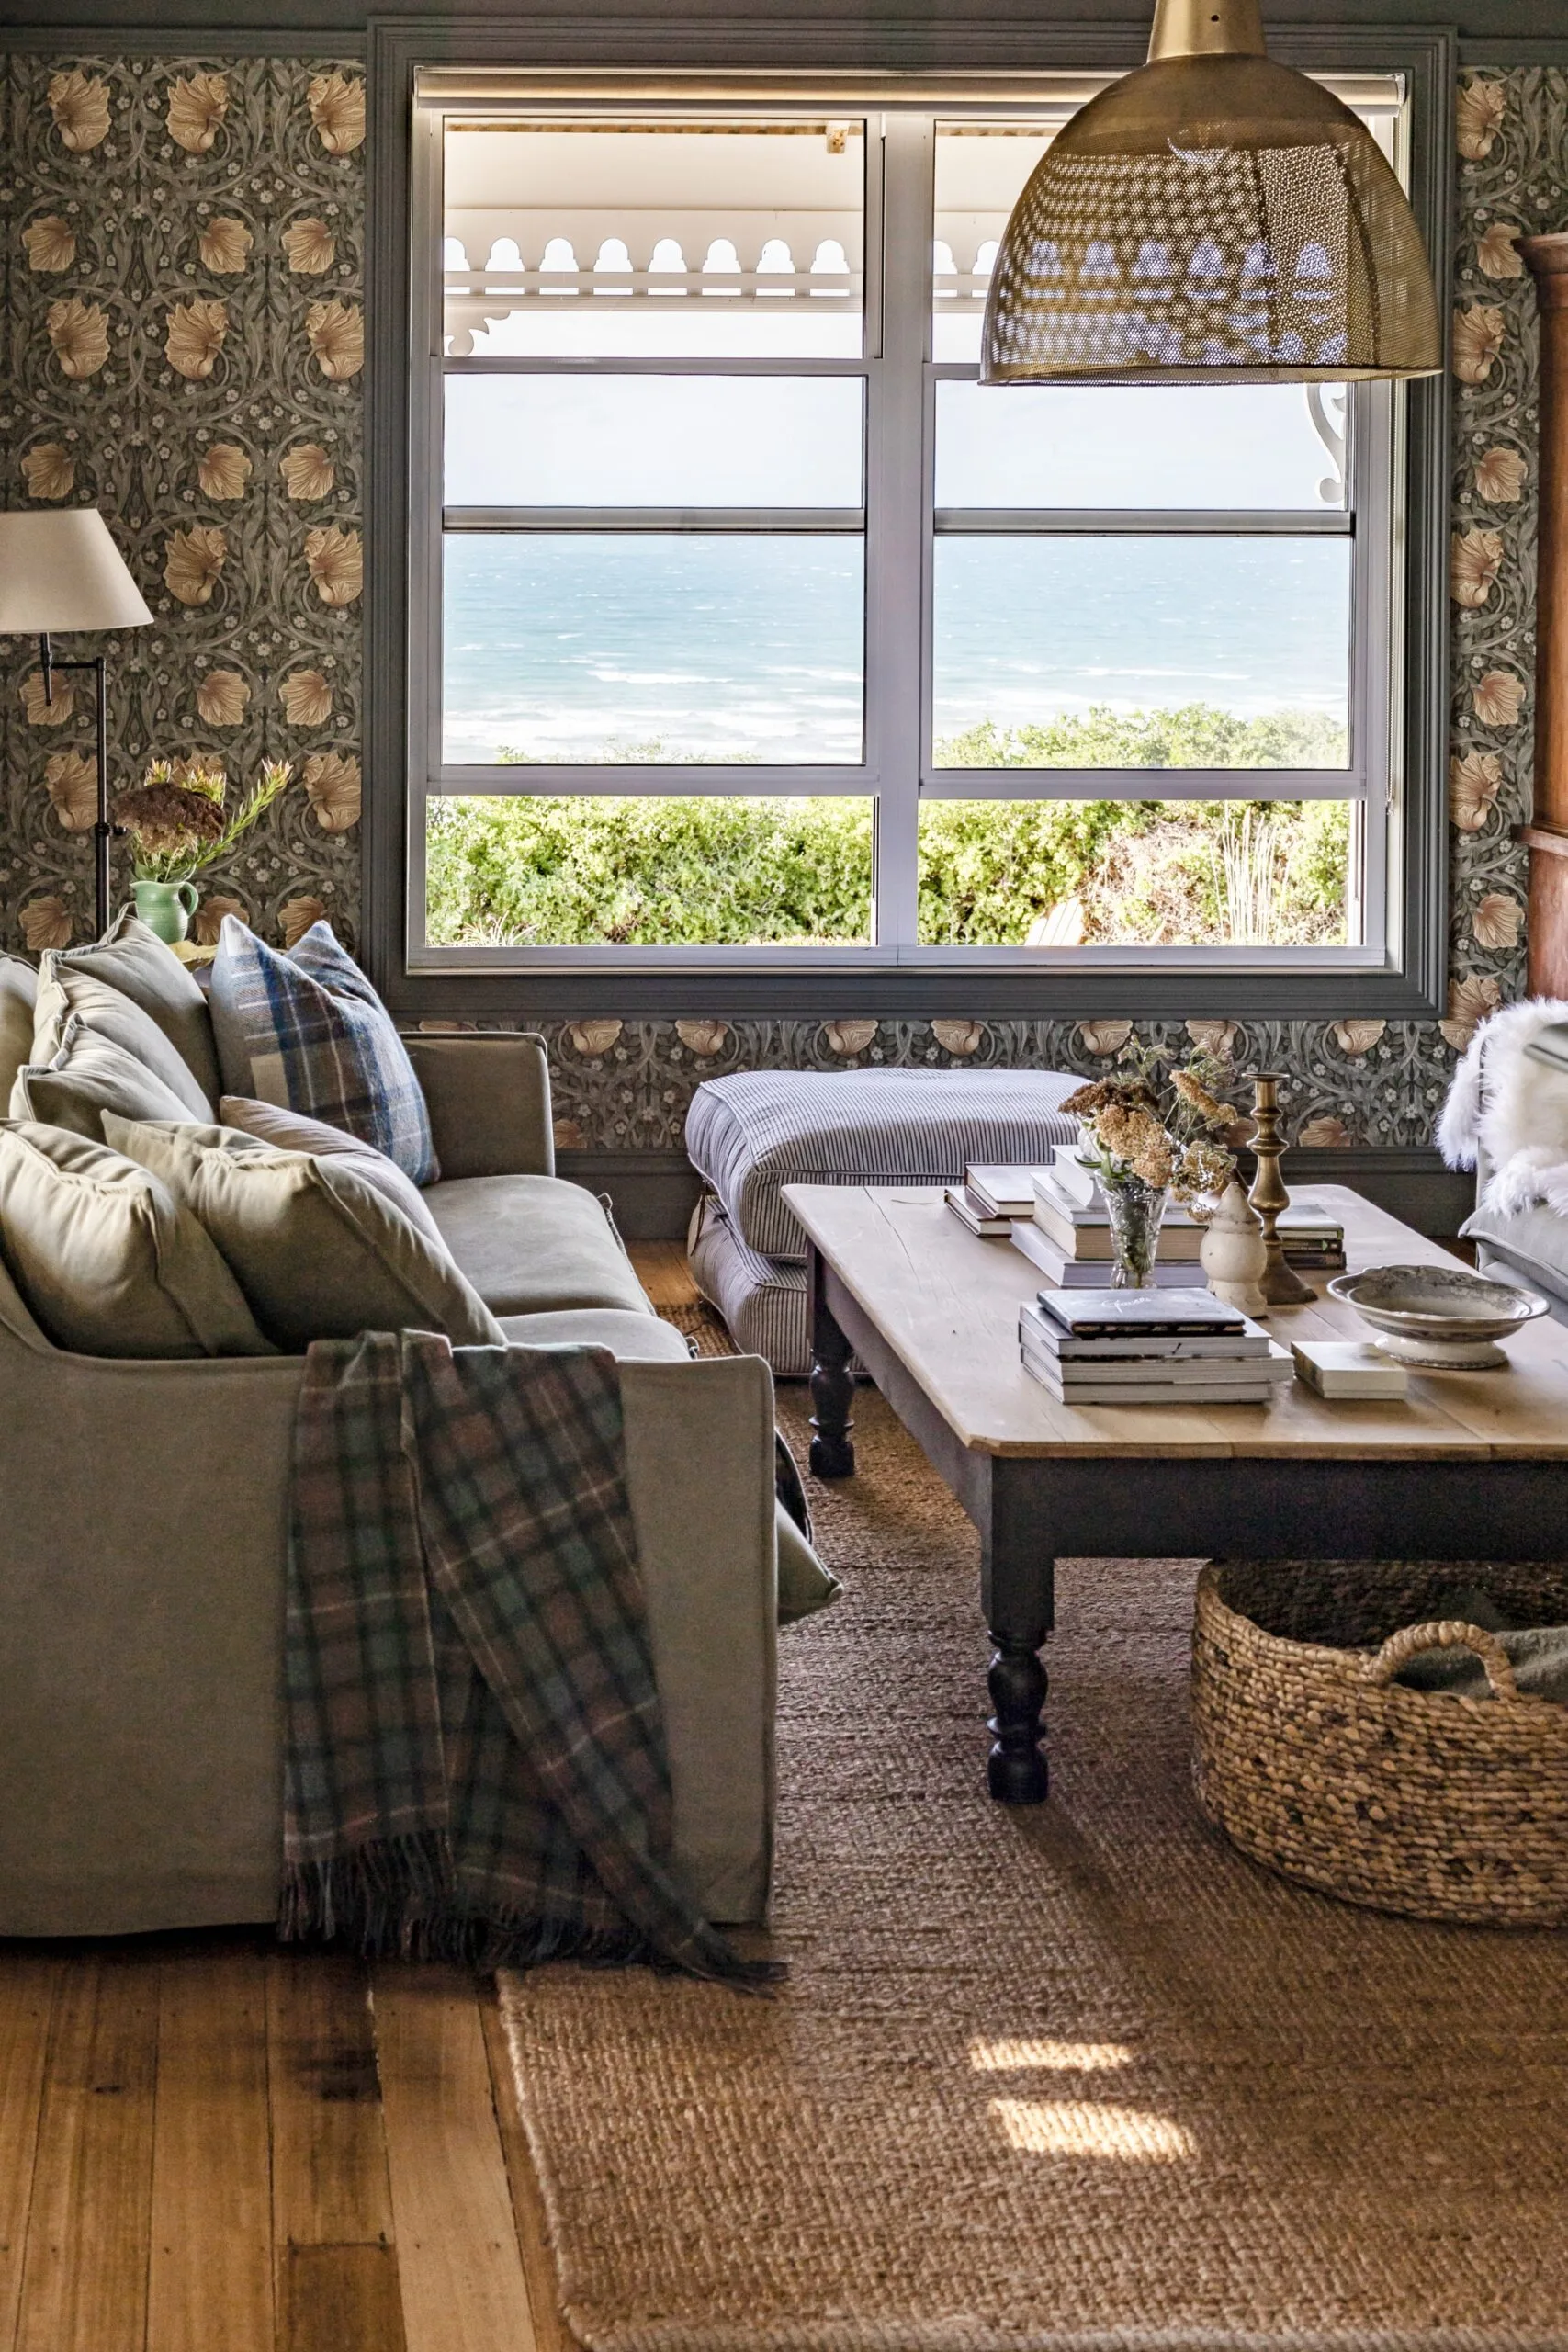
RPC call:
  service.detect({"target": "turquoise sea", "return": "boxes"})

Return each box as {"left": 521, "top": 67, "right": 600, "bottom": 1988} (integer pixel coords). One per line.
{"left": 442, "top": 532, "right": 1351, "bottom": 767}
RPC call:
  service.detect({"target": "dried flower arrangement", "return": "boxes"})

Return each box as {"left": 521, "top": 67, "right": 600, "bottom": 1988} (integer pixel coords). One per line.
{"left": 1060, "top": 1043, "right": 1248, "bottom": 1285}
{"left": 1061, "top": 1039, "right": 1244, "bottom": 1208}
{"left": 111, "top": 757, "right": 294, "bottom": 884}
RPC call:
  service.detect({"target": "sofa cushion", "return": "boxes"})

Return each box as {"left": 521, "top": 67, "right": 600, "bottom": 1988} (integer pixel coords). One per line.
{"left": 0, "top": 1120, "right": 275, "bottom": 1359}
{"left": 1462, "top": 1198, "right": 1568, "bottom": 1299}
{"left": 104, "top": 1114, "right": 504, "bottom": 1353}
{"left": 11, "top": 1015, "right": 199, "bottom": 1139}
{"left": 0, "top": 956, "right": 38, "bottom": 1105}
{"left": 497, "top": 1307, "right": 694, "bottom": 1362}
{"left": 426, "top": 1173, "right": 652, "bottom": 1318}
{"left": 685, "top": 1068, "right": 1083, "bottom": 1261}
{"left": 209, "top": 915, "right": 437, "bottom": 1185}
{"left": 34, "top": 961, "right": 213, "bottom": 1121}
{"left": 219, "top": 1094, "right": 444, "bottom": 1245}
{"left": 50, "top": 908, "right": 221, "bottom": 1108}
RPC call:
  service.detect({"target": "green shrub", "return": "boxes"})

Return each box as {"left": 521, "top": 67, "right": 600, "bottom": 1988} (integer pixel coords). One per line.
{"left": 934, "top": 704, "right": 1348, "bottom": 771}
{"left": 426, "top": 794, "right": 873, "bottom": 946}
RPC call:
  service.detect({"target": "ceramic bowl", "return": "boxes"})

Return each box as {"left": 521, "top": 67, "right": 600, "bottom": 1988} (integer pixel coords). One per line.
{"left": 1325, "top": 1262, "right": 1550, "bottom": 1369}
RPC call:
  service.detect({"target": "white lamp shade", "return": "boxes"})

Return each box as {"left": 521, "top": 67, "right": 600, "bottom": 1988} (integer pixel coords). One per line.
{"left": 0, "top": 509, "right": 152, "bottom": 634}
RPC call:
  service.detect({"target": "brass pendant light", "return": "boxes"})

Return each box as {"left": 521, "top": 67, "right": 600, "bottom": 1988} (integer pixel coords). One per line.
{"left": 981, "top": 0, "right": 1442, "bottom": 384}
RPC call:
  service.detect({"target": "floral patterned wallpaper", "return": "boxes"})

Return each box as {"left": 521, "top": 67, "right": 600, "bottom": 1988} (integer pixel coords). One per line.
{"left": 0, "top": 53, "right": 365, "bottom": 955}
{"left": 1, "top": 58, "right": 1562, "bottom": 1156}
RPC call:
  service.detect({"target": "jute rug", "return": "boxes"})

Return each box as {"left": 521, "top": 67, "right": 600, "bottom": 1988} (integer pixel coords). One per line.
{"left": 501, "top": 1361, "right": 1568, "bottom": 2352}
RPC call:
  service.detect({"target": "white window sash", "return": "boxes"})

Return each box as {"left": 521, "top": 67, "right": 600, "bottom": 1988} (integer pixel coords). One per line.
{"left": 409, "top": 82, "right": 1405, "bottom": 969}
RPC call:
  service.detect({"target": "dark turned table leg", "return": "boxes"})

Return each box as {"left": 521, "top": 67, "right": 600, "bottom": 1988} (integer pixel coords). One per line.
{"left": 806, "top": 1240, "right": 855, "bottom": 1479}
{"left": 987, "top": 1634, "right": 1049, "bottom": 1804}
{"left": 981, "top": 1460, "right": 1053, "bottom": 1803}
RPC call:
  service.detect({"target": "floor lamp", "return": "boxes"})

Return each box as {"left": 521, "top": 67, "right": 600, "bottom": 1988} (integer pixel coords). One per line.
{"left": 0, "top": 509, "right": 153, "bottom": 941}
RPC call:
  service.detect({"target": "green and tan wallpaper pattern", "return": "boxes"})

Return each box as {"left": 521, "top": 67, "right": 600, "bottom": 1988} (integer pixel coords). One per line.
{"left": 0, "top": 57, "right": 1562, "bottom": 1154}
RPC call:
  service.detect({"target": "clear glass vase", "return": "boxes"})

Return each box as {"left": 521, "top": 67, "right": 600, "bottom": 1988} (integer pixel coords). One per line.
{"left": 1103, "top": 1176, "right": 1168, "bottom": 1288}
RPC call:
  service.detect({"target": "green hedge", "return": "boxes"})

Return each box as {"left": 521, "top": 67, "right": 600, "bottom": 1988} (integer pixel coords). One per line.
{"left": 425, "top": 707, "right": 1350, "bottom": 949}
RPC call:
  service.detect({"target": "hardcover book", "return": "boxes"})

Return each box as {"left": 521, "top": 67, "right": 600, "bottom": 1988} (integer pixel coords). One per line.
{"left": 1034, "top": 1287, "right": 1248, "bottom": 1340}
{"left": 1018, "top": 1302, "right": 1273, "bottom": 1361}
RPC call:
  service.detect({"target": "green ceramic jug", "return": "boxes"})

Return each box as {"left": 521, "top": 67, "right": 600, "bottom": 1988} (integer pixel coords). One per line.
{"left": 131, "top": 877, "right": 198, "bottom": 945}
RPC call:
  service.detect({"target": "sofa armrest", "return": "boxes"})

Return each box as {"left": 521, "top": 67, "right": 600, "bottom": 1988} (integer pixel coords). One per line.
{"left": 405, "top": 1033, "right": 555, "bottom": 1179}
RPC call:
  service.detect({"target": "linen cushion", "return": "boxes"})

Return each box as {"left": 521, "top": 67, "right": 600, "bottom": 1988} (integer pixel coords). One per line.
{"left": 209, "top": 916, "right": 437, "bottom": 1185}
{"left": 50, "top": 908, "right": 221, "bottom": 1108}
{"left": 497, "top": 1306, "right": 694, "bottom": 1361}
{"left": 0, "top": 956, "right": 38, "bottom": 1103}
{"left": 423, "top": 1173, "right": 651, "bottom": 1317}
{"left": 219, "top": 1094, "right": 444, "bottom": 1245}
{"left": 0, "top": 1120, "right": 274, "bottom": 1359}
{"left": 104, "top": 1114, "right": 503, "bottom": 1353}
{"left": 34, "top": 960, "right": 213, "bottom": 1120}
{"left": 684, "top": 1069, "right": 1082, "bottom": 1261}
{"left": 10, "top": 1015, "right": 200, "bottom": 1139}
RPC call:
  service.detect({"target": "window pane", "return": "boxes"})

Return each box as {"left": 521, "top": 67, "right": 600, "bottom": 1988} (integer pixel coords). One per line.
{"left": 428, "top": 794, "right": 873, "bottom": 944}
{"left": 444, "top": 534, "right": 864, "bottom": 764}
{"left": 935, "top": 382, "right": 1348, "bottom": 510}
{"left": 444, "top": 375, "right": 864, "bottom": 508}
{"left": 932, "top": 122, "right": 1050, "bottom": 362}
{"left": 917, "top": 800, "right": 1352, "bottom": 945}
{"left": 931, "top": 537, "right": 1349, "bottom": 767}
{"left": 444, "top": 118, "right": 864, "bottom": 358}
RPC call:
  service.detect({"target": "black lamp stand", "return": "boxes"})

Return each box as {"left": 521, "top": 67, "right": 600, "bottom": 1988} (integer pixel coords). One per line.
{"left": 39, "top": 630, "right": 113, "bottom": 940}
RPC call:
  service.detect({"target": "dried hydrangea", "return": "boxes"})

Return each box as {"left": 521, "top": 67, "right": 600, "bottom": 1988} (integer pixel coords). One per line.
{"left": 1173, "top": 1137, "right": 1237, "bottom": 1204}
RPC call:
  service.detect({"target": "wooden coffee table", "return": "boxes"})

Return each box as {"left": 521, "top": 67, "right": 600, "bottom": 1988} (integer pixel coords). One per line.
{"left": 783, "top": 1182, "right": 1568, "bottom": 1805}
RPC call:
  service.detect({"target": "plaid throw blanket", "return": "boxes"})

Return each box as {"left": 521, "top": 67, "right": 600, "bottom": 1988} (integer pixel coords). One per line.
{"left": 280, "top": 1330, "right": 771, "bottom": 1984}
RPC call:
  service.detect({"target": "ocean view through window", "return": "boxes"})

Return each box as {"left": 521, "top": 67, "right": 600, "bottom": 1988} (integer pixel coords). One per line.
{"left": 409, "top": 73, "right": 1425, "bottom": 973}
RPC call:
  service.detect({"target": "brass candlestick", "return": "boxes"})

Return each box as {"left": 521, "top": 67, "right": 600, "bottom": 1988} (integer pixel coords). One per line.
{"left": 1247, "top": 1072, "right": 1315, "bottom": 1305}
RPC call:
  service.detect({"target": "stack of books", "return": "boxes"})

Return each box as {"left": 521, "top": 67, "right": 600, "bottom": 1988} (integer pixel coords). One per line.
{"left": 1275, "top": 1200, "right": 1347, "bottom": 1273}
{"left": 1019, "top": 1288, "right": 1293, "bottom": 1405}
{"left": 944, "top": 1164, "right": 1052, "bottom": 1238}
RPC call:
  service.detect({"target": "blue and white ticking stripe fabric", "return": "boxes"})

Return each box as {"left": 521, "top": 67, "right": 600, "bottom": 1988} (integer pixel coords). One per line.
{"left": 685, "top": 1068, "right": 1081, "bottom": 1263}
{"left": 689, "top": 1197, "right": 817, "bottom": 1378}
{"left": 209, "top": 916, "right": 438, "bottom": 1186}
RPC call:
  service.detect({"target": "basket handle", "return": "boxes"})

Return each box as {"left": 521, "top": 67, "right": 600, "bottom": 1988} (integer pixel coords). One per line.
{"left": 1363, "top": 1619, "right": 1521, "bottom": 1701}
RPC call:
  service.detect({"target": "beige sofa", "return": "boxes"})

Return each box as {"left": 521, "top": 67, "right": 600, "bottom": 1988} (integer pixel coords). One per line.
{"left": 0, "top": 977, "right": 782, "bottom": 1937}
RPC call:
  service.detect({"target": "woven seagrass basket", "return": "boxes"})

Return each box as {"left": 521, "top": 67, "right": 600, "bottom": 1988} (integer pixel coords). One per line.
{"left": 1192, "top": 1559, "right": 1568, "bottom": 1926}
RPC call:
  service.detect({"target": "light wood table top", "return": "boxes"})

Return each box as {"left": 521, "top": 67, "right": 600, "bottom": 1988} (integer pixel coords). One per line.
{"left": 782, "top": 1182, "right": 1568, "bottom": 1462}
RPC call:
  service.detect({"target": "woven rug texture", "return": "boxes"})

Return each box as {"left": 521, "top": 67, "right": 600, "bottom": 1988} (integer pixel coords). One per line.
{"left": 501, "top": 1374, "right": 1568, "bottom": 2352}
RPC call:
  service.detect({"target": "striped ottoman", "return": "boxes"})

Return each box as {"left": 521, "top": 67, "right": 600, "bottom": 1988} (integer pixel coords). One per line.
{"left": 685, "top": 1069, "right": 1081, "bottom": 1374}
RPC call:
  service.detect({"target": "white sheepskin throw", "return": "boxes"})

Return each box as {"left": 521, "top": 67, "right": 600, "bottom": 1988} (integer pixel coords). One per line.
{"left": 1438, "top": 998, "right": 1568, "bottom": 1216}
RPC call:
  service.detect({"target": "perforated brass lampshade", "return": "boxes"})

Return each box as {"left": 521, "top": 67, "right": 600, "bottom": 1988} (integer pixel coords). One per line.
{"left": 981, "top": 0, "right": 1442, "bottom": 385}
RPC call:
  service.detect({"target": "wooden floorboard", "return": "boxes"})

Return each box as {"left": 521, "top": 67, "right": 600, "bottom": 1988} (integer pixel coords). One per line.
{"left": 267, "top": 1949, "right": 395, "bottom": 2255}
{"left": 280, "top": 2244, "right": 406, "bottom": 2352}
{"left": 0, "top": 1952, "right": 60, "bottom": 2352}
{"left": 14, "top": 1950, "right": 159, "bottom": 2352}
{"left": 147, "top": 1941, "right": 273, "bottom": 2352}
{"left": 630, "top": 1238, "right": 699, "bottom": 1308}
{"left": 371, "top": 1964, "right": 538, "bottom": 2352}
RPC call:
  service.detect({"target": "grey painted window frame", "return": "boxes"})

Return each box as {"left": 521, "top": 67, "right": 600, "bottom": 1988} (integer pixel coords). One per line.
{"left": 367, "top": 17, "right": 1454, "bottom": 1019}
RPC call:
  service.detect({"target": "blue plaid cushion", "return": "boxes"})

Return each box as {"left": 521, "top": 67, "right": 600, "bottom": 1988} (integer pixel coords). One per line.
{"left": 209, "top": 917, "right": 438, "bottom": 1185}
